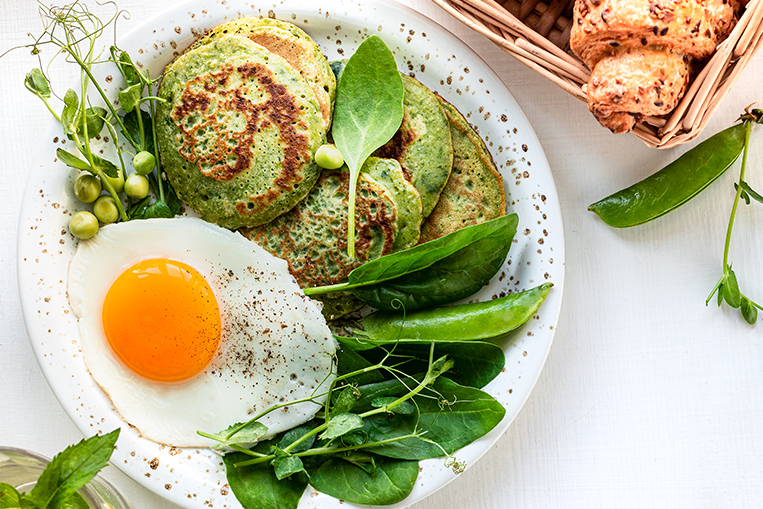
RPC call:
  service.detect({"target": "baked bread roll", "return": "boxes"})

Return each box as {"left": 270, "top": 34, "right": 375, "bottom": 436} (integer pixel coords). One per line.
{"left": 570, "top": 0, "right": 740, "bottom": 133}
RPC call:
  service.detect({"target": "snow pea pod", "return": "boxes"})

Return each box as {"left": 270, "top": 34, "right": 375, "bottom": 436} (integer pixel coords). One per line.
{"left": 352, "top": 282, "right": 552, "bottom": 341}
{"left": 589, "top": 123, "right": 747, "bottom": 228}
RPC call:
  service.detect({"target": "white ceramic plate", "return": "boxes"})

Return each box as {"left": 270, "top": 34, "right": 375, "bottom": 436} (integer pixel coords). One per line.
{"left": 17, "top": 0, "right": 565, "bottom": 507}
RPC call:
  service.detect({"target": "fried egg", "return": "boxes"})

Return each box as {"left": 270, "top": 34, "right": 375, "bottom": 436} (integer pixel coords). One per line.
{"left": 67, "top": 217, "right": 336, "bottom": 447}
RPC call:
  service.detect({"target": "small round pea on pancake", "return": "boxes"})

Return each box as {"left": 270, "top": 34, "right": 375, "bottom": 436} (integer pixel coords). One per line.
{"left": 241, "top": 166, "right": 397, "bottom": 287}
{"left": 157, "top": 35, "right": 325, "bottom": 229}
{"left": 189, "top": 17, "right": 335, "bottom": 130}
{"left": 363, "top": 157, "right": 422, "bottom": 250}
{"left": 375, "top": 74, "right": 453, "bottom": 219}
{"left": 419, "top": 95, "right": 506, "bottom": 243}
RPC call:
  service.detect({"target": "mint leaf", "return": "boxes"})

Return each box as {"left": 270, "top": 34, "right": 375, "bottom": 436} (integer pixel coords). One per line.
{"left": 25, "top": 429, "right": 119, "bottom": 508}
{"left": 0, "top": 483, "right": 22, "bottom": 508}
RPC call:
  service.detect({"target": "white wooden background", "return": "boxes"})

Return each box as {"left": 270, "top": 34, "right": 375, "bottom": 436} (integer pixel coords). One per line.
{"left": 2, "top": 0, "right": 763, "bottom": 507}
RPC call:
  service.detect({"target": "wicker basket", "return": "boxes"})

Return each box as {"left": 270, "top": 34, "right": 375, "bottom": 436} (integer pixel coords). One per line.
{"left": 432, "top": 0, "right": 763, "bottom": 148}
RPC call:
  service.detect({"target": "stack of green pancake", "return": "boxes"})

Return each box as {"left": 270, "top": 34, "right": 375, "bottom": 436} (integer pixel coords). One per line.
{"left": 157, "top": 17, "right": 507, "bottom": 319}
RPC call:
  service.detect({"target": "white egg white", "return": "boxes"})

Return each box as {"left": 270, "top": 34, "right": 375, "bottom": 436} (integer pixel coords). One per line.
{"left": 67, "top": 217, "right": 336, "bottom": 447}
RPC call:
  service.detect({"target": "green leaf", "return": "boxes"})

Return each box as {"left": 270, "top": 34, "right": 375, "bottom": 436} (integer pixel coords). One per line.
{"left": 277, "top": 424, "right": 316, "bottom": 454}
{"left": 739, "top": 180, "right": 763, "bottom": 205}
{"left": 142, "top": 200, "right": 175, "bottom": 219}
{"left": 118, "top": 83, "right": 143, "bottom": 113}
{"left": 122, "top": 108, "right": 154, "bottom": 153}
{"left": 589, "top": 123, "right": 746, "bottom": 227}
{"left": 319, "top": 413, "right": 364, "bottom": 441}
{"left": 91, "top": 155, "right": 119, "bottom": 179}
{"left": 207, "top": 421, "right": 268, "bottom": 451}
{"left": 59, "top": 492, "right": 90, "bottom": 509}
{"left": 78, "top": 107, "right": 107, "bottom": 140}
{"left": 24, "top": 68, "right": 50, "bottom": 98}
{"left": 25, "top": 429, "right": 119, "bottom": 508}
{"left": 110, "top": 46, "right": 141, "bottom": 86}
{"left": 364, "top": 377, "right": 506, "bottom": 460}
{"left": 342, "top": 213, "right": 517, "bottom": 310}
{"left": 741, "top": 298, "right": 758, "bottom": 324}
{"left": 331, "top": 35, "right": 404, "bottom": 257}
{"left": 272, "top": 453, "right": 305, "bottom": 481}
{"left": 309, "top": 455, "right": 418, "bottom": 505}
{"left": 332, "top": 386, "right": 362, "bottom": 416}
{"left": 223, "top": 451, "right": 306, "bottom": 509}
{"left": 61, "top": 89, "right": 79, "bottom": 136}
{"left": 336, "top": 346, "right": 385, "bottom": 385}
{"left": 371, "top": 397, "right": 415, "bottom": 415}
{"left": 722, "top": 268, "right": 742, "bottom": 309}
{"left": 56, "top": 149, "right": 92, "bottom": 172}
{"left": 342, "top": 339, "right": 505, "bottom": 389}
{"left": 0, "top": 483, "right": 22, "bottom": 508}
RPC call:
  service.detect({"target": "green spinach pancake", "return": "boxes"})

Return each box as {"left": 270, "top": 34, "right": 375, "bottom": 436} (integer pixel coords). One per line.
{"left": 375, "top": 74, "right": 453, "bottom": 219}
{"left": 419, "top": 96, "right": 506, "bottom": 243}
{"left": 189, "top": 17, "right": 335, "bottom": 130}
{"left": 157, "top": 35, "right": 325, "bottom": 229}
{"left": 242, "top": 157, "right": 419, "bottom": 319}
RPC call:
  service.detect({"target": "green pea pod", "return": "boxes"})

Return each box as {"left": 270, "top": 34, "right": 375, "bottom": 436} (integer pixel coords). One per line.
{"left": 353, "top": 282, "right": 552, "bottom": 341}
{"left": 589, "top": 123, "right": 747, "bottom": 228}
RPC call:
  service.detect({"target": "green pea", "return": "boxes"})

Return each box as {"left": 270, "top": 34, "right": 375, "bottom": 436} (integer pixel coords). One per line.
{"left": 315, "top": 144, "right": 344, "bottom": 169}
{"left": 102, "top": 169, "right": 125, "bottom": 193}
{"left": 125, "top": 173, "right": 149, "bottom": 199}
{"left": 132, "top": 151, "right": 156, "bottom": 175}
{"left": 74, "top": 174, "right": 102, "bottom": 203}
{"left": 354, "top": 283, "right": 552, "bottom": 342}
{"left": 69, "top": 211, "right": 99, "bottom": 239}
{"left": 589, "top": 123, "right": 747, "bottom": 228}
{"left": 93, "top": 195, "right": 119, "bottom": 224}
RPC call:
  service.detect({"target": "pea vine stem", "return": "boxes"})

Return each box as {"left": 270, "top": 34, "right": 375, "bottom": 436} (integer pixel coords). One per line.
{"left": 722, "top": 120, "right": 751, "bottom": 270}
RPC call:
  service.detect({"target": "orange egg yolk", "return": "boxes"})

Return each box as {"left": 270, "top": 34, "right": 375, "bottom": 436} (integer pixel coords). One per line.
{"left": 102, "top": 259, "right": 221, "bottom": 382}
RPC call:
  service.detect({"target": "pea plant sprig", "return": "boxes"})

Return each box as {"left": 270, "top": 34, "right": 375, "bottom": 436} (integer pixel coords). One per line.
{"left": 9, "top": 0, "right": 179, "bottom": 239}
{"left": 706, "top": 108, "right": 763, "bottom": 324}
{"left": 590, "top": 106, "right": 763, "bottom": 325}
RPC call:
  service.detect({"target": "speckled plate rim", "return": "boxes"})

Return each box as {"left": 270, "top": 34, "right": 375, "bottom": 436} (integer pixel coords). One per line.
{"left": 17, "top": 0, "right": 565, "bottom": 508}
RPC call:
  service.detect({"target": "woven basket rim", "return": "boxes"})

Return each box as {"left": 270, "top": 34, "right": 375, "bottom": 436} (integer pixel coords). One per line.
{"left": 432, "top": 0, "right": 763, "bottom": 148}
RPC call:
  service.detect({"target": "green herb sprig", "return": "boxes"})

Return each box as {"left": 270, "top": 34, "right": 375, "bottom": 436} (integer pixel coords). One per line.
{"left": 11, "top": 1, "right": 179, "bottom": 237}
{"left": 331, "top": 35, "right": 404, "bottom": 258}
{"left": 590, "top": 106, "right": 763, "bottom": 324}
{"left": 0, "top": 430, "right": 119, "bottom": 509}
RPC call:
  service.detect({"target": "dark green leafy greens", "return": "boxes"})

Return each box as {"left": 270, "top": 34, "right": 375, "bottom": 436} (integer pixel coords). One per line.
{"left": 0, "top": 430, "right": 119, "bottom": 509}
{"left": 305, "top": 213, "right": 519, "bottom": 310}
{"left": 331, "top": 35, "right": 404, "bottom": 258}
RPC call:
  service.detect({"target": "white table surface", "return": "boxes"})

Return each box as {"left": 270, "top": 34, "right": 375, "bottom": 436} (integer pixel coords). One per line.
{"left": 2, "top": 0, "right": 763, "bottom": 508}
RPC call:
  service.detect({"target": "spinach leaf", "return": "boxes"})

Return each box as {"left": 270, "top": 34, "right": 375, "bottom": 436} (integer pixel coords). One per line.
{"left": 24, "top": 429, "right": 119, "bottom": 508}
{"left": 305, "top": 213, "right": 518, "bottom": 310}
{"left": 364, "top": 377, "right": 505, "bottom": 460}
{"left": 223, "top": 452, "right": 306, "bottom": 509}
{"left": 341, "top": 338, "right": 505, "bottom": 389}
{"left": 336, "top": 345, "right": 385, "bottom": 385}
{"left": 352, "top": 213, "right": 518, "bottom": 309}
{"left": 308, "top": 455, "right": 418, "bottom": 505}
{"left": 331, "top": 35, "right": 404, "bottom": 258}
